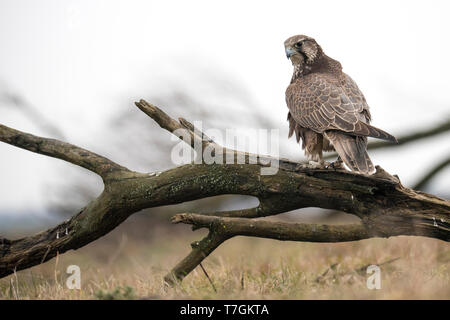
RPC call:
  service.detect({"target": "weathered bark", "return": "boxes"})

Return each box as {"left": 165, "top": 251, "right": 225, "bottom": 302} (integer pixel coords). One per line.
{"left": 165, "top": 213, "right": 372, "bottom": 285}
{"left": 0, "top": 99, "right": 449, "bottom": 283}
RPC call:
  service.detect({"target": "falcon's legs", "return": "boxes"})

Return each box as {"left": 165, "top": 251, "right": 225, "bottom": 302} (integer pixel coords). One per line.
{"left": 326, "top": 156, "right": 345, "bottom": 170}
{"left": 308, "top": 150, "right": 326, "bottom": 169}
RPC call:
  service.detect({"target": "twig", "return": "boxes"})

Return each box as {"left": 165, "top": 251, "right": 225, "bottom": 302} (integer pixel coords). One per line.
{"left": 368, "top": 118, "right": 450, "bottom": 151}
{"left": 414, "top": 156, "right": 450, "bottom": 190}
{"left": 315, "top": 263, "right": 339, "bottom": 283}
{"left": 199, "top": 263, "right": 217, "bottom": 293}
{"left": 353, "top": 257, "right": 400, "bottom": 275}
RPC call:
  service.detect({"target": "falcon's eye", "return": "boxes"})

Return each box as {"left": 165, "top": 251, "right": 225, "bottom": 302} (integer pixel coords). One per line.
{"left": 295, "top": 41, "right": 303, "bottom": 48}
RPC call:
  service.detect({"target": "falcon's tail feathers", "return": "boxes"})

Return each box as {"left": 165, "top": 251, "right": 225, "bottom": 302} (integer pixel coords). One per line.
{"left": 325, "top": 131, "right": 374, "bottom": 174}
{"left": 353, "top": 122, "right": 398, "bottom": 143}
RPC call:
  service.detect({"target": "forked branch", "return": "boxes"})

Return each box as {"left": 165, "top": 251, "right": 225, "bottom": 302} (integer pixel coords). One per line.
{"left": 0, "top": 99, "right": 448, "bottom": 284}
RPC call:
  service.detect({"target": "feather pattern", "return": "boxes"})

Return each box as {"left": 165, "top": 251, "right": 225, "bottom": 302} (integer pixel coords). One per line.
{"left": 284, "top": 34, "right": 397, "bottom": 173}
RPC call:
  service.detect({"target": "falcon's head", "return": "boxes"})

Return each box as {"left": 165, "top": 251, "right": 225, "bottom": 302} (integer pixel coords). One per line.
{"left": 284, "top": 35, "right": 323, "bottom": 67}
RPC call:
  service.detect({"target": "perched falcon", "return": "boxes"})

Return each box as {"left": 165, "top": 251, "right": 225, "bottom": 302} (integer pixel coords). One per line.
{"left": 284, "top": 34, "right": 397, "bottom": 174}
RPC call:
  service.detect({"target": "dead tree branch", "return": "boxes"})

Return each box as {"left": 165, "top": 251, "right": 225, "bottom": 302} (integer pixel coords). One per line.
{"left": 0, "top": 99, "right": 449, "bottom": 283}
{"left": 0, "top": 124, "right": 128, "bottom": 180}
{"left": 165, "top": 213, "right": 371, "bottom": 285}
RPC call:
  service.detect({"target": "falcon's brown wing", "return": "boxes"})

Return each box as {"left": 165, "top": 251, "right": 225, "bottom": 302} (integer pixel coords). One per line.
{"left": 286, "top": 73, "right": 396, "bottom": 142}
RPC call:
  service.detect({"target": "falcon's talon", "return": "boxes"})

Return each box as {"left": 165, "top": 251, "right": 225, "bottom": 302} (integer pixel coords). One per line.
{"left": 326, "top": 160, "right": 344, "bottom": 171}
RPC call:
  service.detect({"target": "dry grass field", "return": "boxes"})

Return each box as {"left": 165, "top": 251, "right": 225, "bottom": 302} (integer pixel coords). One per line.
{"left": 1, "top": 215, "right": 449, "bottom": 300}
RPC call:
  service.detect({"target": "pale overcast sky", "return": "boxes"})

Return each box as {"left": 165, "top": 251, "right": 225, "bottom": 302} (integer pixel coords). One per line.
{"left": 0, "top": 0, "right": 449, "bottom": 216}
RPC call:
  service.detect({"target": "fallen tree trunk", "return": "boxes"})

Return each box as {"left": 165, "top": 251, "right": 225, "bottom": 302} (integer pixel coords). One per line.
{"left": 0, "top": 99, "right": 449, "bottom": 283}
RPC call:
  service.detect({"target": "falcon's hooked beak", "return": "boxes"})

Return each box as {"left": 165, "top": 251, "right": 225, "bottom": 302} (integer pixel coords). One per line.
{"left": 285, "top": 47, "right": 296, "bottom": 59}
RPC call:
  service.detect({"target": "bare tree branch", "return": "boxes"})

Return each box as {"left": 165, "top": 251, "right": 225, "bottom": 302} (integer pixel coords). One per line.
{"left": 0, "top": 90, "right": 65, "bottom": 139}
{"left": 414, "top": 156, "right": 450, "bottom": 191}
{"left": 0, "top": 99, "right": 449, "bottom": 282}
{"left": 164, "top": 230, "right": 229, "bottom": 286}
{"left": 368, "top": 118, "right": 450, "bottom": 151}
{"left": 0, "top": 124, "right": 129, "bottom": 180}
{"left": 165, "top": 212, "right": 372, "bottom": 284}
{"left": 324, "top": 118, "right": 450, "bottom": 160}
{"left": 171, "top": 213, "right": 371, "bottom": 242}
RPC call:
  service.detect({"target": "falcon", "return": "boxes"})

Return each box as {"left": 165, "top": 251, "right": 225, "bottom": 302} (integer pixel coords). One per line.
{"left": 284, "top": 34, "right": 397, "bottom": 174}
